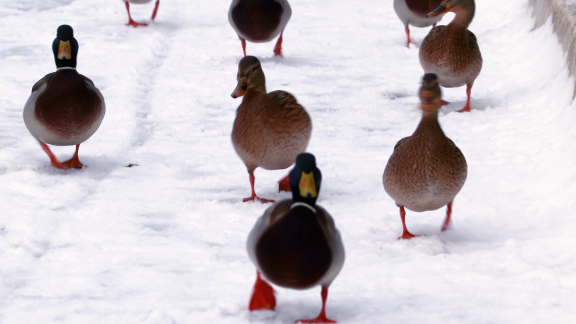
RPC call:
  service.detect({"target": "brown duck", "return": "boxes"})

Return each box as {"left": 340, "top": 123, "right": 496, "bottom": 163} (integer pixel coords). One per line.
{"left": 231, "top": 56, "right": 312, "bottom": 203}
{"left": 383, "top": 74, "right": 467, "bottom": 239}
{"left": 419, "top": 0, "right": 482, "bottom": 112}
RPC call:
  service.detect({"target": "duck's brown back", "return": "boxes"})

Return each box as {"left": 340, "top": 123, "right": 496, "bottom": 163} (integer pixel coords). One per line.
{"left": 232, "top": 90, "right": 311, "bottom": 172}
{"left": 419, "top": 25, "right": 482, "bottom": 88}
{"left": 383, "top": 120, "right": 467, "bottom": 212}
{"left": 34, "top": 69, "right": 102, "bottom": 140}
{"left": 231, "top": 0, "right": 283, "bottom": 41}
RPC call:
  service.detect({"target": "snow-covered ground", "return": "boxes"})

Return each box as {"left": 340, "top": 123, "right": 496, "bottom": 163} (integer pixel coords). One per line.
{"left": 1, "top": 0, "right": 576, "bottom": 323}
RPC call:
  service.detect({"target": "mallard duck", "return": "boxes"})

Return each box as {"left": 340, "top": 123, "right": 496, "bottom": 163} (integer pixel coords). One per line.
{"left": 228, "top": 0, "right": 292, "bottom": 57}
{"left": 231, "top": 56, "right": 311, "bottom": 203}
{"left": 419, "top": 0, "right": 482, "bottom": 112}
{"left": 383, "top": 74, "right": 467, "bottom": 239}
{"left": 247, "top": 153, "right": 345, "bottom": 323}
{"left": 393, "top": 0, "right": 445, "bottom": 47}
{"left": 23, "top": 25, "right": 106, "bottom": 170}
{"left": 122, "top": 0, "right": 160, "bottom": 27}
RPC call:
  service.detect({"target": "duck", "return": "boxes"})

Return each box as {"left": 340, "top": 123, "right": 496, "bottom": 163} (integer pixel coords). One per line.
{"left": 383, "top": 74, "right": 467, "bottom": 239}
{"left": 231, "top": 56, "right": 311, "bottom": 203}
{"left": 419, "top": 0, "right": 482, "bottom": 112}
{"left": 228, "top": 0, "right": 292, "bottom": 57}
{"left": 122, "top": 0, "right": 160, "bottom": 27}
{"left": 247, "top": 153, "right": 345, "bottom": 323}
{"left": 23, "top": 25, "right": 106, "bottom": 170}
{"left": 393, "top": 0, "right": 445, "bottom": 47}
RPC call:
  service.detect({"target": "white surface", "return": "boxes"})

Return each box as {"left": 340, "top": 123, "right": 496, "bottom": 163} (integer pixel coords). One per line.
{"left": 0, "top": 0, "right": 575, "bottom": 323}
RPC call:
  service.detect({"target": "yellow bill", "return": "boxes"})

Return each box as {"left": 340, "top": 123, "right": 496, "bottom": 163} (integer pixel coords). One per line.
{"left": 299, "top": 171, "right": 317, "bottom": 198}
{"left": 58, "top": 40, "right": 71, "bottom": 60}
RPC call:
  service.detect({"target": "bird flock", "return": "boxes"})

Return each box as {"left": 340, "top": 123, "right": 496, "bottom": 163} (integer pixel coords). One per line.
{"left": 20, "top": 0, "right": 484, "bottom": 323}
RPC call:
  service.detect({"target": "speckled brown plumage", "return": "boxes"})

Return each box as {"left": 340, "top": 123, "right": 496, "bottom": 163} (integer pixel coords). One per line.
{"left": 232, "top": 57, "right": 311, "bottom": 174}
{"left": 383, "top": 119, "right": 467, "bottom": 212}
{"left": 384, "top": 74, "right": 467, "bottom": 237}
{"left": 419, "top": 0, "right": 482, "bottom": 89}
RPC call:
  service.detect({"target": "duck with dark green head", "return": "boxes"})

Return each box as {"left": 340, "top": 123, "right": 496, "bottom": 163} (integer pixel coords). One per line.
{"left": 246, "top": 153, "right": 345, "bottom": 323}
{"left": 23, "top": 25, "right": 106, "bottom": 169}
{"left": 52, "top": 25, "right": 78, "bottom": 68}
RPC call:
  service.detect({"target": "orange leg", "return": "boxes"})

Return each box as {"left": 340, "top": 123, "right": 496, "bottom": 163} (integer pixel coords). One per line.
{"left": 151, "top": 0, "right": 160, "bottom": 21}
{"left": 405, "top": 26, "right": 411, "bottom": 48}
{"left": 249, "top": 271, "right": 276, "bottom": 311}
{"left": 241, "top": 38, "right": 247, "bottom": 57}
{"left": 457, "top": 84, "right": 473, "bottom": 113}
{"left": 125, "top": 2, "right": 148, "bottom": 27}
{"left": 441, "top": 100, "right": 450, "bottom": 106}
{"left": 39, "top": 142, "right": 84, "bottom": 170}
{"left": 273, "top": 30, "right": 284, "bottom": 57}
{"left": 243, "top": 172, "right": 275, "bottom": 203}
{"left": 441, "top": 202, "right": 453, "bottom": 231}
{"left": 398, "top": 206, "right": 421, "bottom": 240}
{"left": 61, "top": 144, "right": 85, "bottom": 169}
{"left": 278, "top": 174, "right": 291, "bottom": 192}
{"left": 296, "top": 287, "right": 336, "bottom": 323}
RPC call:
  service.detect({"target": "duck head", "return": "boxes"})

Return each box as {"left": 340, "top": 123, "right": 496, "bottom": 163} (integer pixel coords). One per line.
{"left": 427, "top": 0, "right": 475, "bottom": 26}
{"left": 231, "top": 56, "right": 266, "bottom": 98}
{"left": 52, "top": 25, "right": 79, "bottom": 69}
{"left": 419, "top": 74, "right": 442, "bottom": 111}
{"left": 289, "top": 153, "right": 322, "bottom": 208}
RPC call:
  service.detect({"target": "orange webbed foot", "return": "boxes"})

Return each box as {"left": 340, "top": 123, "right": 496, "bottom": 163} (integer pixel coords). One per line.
{"left": 244, "top": 172, "right": 275, "bottom": 203}
{"left": 39, "top": 142, "right": 85, "bottom": 170}
{"left": 398, "top": 232, "right": 423, "bottom": 240}
{"left": 296, "top": 287, "right": 335, "bottom": 323}
{"left": 278, "top": 175, "right": 291, "bottom": 192}
{"left": 296, "top": 317, "right": 336, "bottom": 324}
{"left": 249, "top": 272, "right": 276, "bottom": 311}
{"left": 126, "top": 20, "right": 147, "bottom": 27}
{"left": 441, "top": 100, "right": 450, "bottom": 106}
{"left": 457, "top": 106, "right": 472, "bottom": 113}
{"left": 243, "top": 195, "right": 275, "bottom": 204}
{"left": 61, "top": 157, "right": 85, "bottom": 169}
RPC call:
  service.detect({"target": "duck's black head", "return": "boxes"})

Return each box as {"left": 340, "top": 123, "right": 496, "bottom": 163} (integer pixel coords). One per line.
{"left": 289, "top": 153, "right": 322, "bottom": 207}
{"left": 52, "top": 25, "right": 79, "bottom": 68}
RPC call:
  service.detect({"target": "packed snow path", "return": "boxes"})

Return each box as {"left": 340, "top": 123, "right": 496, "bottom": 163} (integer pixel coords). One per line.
{"left": 1, "top": 0, "right": 575, "bottom": 323}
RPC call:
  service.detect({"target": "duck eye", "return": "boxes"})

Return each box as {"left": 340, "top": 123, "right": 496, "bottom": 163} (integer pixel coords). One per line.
{"left": 252, "top": 65, "right": 260, "bottom": 72}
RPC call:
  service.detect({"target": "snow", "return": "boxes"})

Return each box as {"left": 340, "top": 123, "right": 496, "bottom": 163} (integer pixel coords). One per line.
{"left": 1, "top": 0, "right": 576, "bottom": 323}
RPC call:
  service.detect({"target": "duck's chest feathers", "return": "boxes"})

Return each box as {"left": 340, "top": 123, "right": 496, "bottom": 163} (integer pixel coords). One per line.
{"left": 384, "top": 122, "right": 467, "bottom": 211}
{"left": 231, "top": 0, "right": 283, "bottom": 41}
{"left": 256, "top": 205, "right": 332, "bottom": 289}
{"left": 34, "top": 69, "right": 103, "bottom": 140}
{"left": 420, "top": 25, "right": 482, "bottom": 87}
{"left": 231, "top": 92, "right": 311, "bottom": 171}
